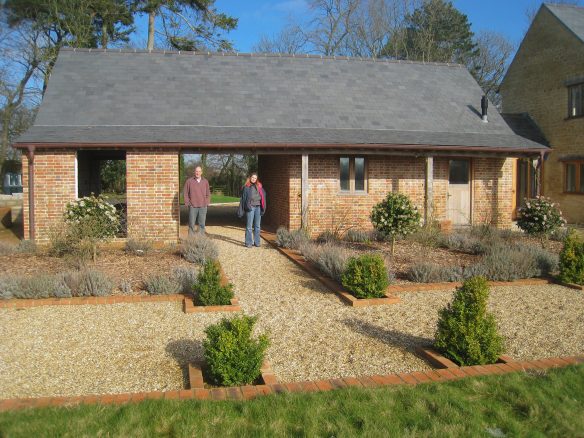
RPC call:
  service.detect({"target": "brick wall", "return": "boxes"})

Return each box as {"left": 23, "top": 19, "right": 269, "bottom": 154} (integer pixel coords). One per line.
{"left": 21, "top": 151, "right": 77, "bottom": 241}
{"left": 472, "top": 157, "right": 514, "bottom": 227}
{"left": 126, "top": 150, "right": 179, "bottom": 242}
{"left": 258, "top": 155, "right": 294, "bottom": 231}
{"left": 500, "top": 6, "right": 584, "bottom": 223}
{"left": 266, "top": 154, "right": 514, "bottom": 236}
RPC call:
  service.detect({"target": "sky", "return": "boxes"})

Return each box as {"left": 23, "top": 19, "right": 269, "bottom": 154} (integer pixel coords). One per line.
{"left": 130, "top": 0, "right": 584, "bottom": 53}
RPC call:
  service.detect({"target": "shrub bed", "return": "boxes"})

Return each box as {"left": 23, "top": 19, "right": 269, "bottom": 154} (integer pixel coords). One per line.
{"left": 181, "top": 235, "right": 218, "bottom": 265}
{"left": 341, "top": 254, "right": 389, "bottom": 298}
{"left": 194, "top": 261, "right": 234, "bottom": 306}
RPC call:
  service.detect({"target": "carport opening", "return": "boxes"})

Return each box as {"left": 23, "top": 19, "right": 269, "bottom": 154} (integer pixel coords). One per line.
{"left": 179, "top": 153, "right": 257, "bottom": 233}
{"left": 77, "top": 150, "right": 127, "bottom": 236}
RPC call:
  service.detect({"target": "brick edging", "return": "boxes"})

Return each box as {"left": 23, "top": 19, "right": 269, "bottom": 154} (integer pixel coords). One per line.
{"left": 0, "top": 294, "right": 186, "bottom": 309}
{"left": 416, "top": 347, "right": 517, "bottom": 369}
{"left": 261, "top": 232, "right": 400, "bottom": 307}
{"left": 551, "top": 278, "right": 584, "bottom": 291}
{"left": 188, "top": 360, "right": 277, "bottom": 389}
{"left": 1, "top": 354, "right": 581, "bottom": 411}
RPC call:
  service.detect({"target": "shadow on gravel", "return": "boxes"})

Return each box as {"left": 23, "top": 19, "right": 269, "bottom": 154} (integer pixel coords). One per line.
{"left": 342, "top": 318, "right": 432, "bottom": 352}
{"left": 166, "top": 339, "right": 204, "bottom": 389}
{"left": 205, "top": 232, "right": 246, "bottom": 247}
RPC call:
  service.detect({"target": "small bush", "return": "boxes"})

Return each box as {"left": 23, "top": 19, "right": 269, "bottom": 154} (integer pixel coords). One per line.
{"left": 434, "top": 276, "right": 504, "bottom": 366}
{"left": 145, "top": 275, "right": 181, "bottom": 295}
{"left": 407, "top": 225, "right": 442, "bottom": 248}
{"left": 315, "top": 243, "right": 351, "bottom": 283}
{"left": 194, "top": 261, "right": 234, "bottom": 306}
{"left": 298, "top": 241, "right": 321, "bottom": 263}
{"left": 275, "top": 227, "right": 309, "bottom": 250}
{"left": 558, "top": 232, "right": 584, "bottom": 285}
{"left": 316, "top": 230, "right": 337, "bottom": 244}
{"left": 371, "top": 192, "right": 421, "bottom": 255}
{"left": 345, "top": 229, "right": 372, "bottom": 243}
{"left": 407, "top": 263, "right": 464, "bottom": 283}
{"left": 203, "top": 315, "right": 269, "bottom": 386}
{"left": 0, "top": 240, "right": 37, "bottom": 256}
{"left": 181, "top": 234, "right": 218, "bottom": 265}
{"left": 550, "top": 227, "right": 570, "bottom": 242}
{"left": 125, "top": 239, "right": 152, "bottom": 256}
{"left": 64, "top": 270, "right": 113, "bottom": 297}
{"left": 477, "top": 244, "right": 557, "bottom": 281}
{"left": 0, "top": 276, "right": 20, "bottom": 300}
{"left": 517, "top": 197, "right": 566, "bottom": 243}
{"left": 172, "top": 266, "right": 199, "bottom": 294}
{"left": 341, "top": 254, "right": 389, "bottom": 298}
{"left": 120, "top": 279, "right": 133, "bottom": 294}
{"left": 12, "top": 274, "right": 71, "bottom": 299}
{"left": 439, "top": 234, "right": 487, "bottom": 255}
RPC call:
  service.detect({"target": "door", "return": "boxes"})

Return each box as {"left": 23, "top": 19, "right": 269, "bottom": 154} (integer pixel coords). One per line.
{"left": 447, "top": 159, "right": 471, "bottom": 225}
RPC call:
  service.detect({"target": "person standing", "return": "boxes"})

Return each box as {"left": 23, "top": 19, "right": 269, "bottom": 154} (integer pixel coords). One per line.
{"left": 237, "top": 173, "right": 266, "bottom": 248}
{"left": 183, "top": 165, "right": 210, "bottom": 235}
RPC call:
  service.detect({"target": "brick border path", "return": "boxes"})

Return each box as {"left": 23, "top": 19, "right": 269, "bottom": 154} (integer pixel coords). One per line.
{"left": 1, "top": 355, "right": 582, "bottom": 411}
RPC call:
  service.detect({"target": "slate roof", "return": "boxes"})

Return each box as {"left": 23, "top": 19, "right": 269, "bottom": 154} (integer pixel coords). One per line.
{"left": 16, "top": 49, "right": 548, "bottom": 153}
{"left": 501, "top": 113, "right": 549, "bottom": 147}
{"left": 545, "top": 3, "right": 584, "bottom": 43}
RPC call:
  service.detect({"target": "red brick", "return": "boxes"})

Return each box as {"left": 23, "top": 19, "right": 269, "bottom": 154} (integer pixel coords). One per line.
{"left": 284, "top": 382, "right": 304, "bottom": 393}
{"left": 314, "top": 380, "right": 334, "bottom": 391}
{"left": 410, "top": 371, "right": 432, "bottom": 383}
{"left": 342, "top": 377, "right": 363, "bottom": 387}
{"left": 398, "top": 373, "right": 418, "bottom": 384}
{"left": 241, "top": 386, "right": 259, "bottom": 400}
{"left": 164, "top": 391, "right": 180, "bottom": 400}
{"left": 210, "top": 388, "right": 227, "bottom": 400}
{"left": 193, "top": 389, "right": 210, "bottom": 400}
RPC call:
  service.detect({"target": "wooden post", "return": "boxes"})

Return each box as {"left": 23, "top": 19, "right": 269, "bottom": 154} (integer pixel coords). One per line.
{"left": 301, "top": 154, "right": 309, "bottom": 230}
{"left": 425, "top": 156, "right": 433, "bottom": 225}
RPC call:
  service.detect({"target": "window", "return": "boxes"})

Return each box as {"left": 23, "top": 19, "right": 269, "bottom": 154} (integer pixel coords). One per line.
{"left": 565, "top": 161, "right": 584, "bottom": 194}
{"left": 517, "top": 159, "right": 537, "bottom": 207}
{"left": 568, "top": 83, "right": 583, "bottom": 118}
{"left": 339, "top": 157, "right": 367, "bottom": 193}
{"left": 449, "top": 160, "right": 470, "bottom": 184}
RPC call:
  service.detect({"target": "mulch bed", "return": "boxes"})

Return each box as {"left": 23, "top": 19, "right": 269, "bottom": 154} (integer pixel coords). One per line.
{"left": 0, "top": 248, "right": 196, "bottom": 295}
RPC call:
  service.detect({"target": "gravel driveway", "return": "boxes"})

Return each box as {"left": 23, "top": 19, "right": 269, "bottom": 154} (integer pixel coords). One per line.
{"left": 1, "top": 223, "right": 583, "bottom": 399}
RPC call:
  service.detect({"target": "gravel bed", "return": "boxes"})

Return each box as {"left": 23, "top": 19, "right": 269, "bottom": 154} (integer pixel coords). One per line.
{"left": 0, "top": 223, "right": 582, "bottom": 399}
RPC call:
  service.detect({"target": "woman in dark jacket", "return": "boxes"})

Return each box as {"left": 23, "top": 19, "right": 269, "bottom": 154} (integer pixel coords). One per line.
{"left": 237, "top": 173, "right": 267, "bottom": 248}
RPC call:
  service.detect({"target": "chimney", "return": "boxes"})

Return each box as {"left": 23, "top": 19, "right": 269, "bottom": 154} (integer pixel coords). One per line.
{"left": 481, "top": 95, "right": 488, "bottom": 123}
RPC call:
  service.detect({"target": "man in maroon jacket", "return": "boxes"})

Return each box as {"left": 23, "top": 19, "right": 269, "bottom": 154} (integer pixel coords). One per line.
{"left": 183, "top": 166, "right": 210, "bottom": 236}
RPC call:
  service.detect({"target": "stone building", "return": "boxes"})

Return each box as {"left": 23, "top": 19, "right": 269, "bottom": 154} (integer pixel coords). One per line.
{"left": 15, "top": 48, "right": 548, "bottom": 242}
{"left": 500, "top": 3, "right": 584, "bottom": 223}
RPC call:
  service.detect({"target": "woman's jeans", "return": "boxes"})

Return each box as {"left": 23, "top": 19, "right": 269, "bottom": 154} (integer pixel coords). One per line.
{"left": 245, "top": 206, "right": 262, "bottom": 247}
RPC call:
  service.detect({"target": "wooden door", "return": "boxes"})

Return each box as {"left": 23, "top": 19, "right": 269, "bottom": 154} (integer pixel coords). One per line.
{"left": 447, "top": 159, "right": 471, "bottom": 225}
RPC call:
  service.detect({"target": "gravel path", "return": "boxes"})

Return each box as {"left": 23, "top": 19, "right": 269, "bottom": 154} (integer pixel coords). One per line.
{"left": 1, "top": 223, "right": 583, "bottom": 399}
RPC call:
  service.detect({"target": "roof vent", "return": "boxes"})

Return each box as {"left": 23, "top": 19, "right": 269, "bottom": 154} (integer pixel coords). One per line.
{"left": 481, "top": 95, "right": 488, "bottom": 123}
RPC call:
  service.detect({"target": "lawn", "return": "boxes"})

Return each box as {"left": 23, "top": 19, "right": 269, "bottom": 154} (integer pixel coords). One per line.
{"left": 211, "top": 194, "right": 239, "bottom": 204}
{"left": 1, "top": 365, "right": 582, "bottom": 437}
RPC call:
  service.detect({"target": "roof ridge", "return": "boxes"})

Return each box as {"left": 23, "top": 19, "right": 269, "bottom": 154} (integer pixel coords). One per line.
{"left": 58, "top": 47, "right": 464, "bottom": 68}
{"left": 544, "top": 2, "right": 584, "bottom": 10}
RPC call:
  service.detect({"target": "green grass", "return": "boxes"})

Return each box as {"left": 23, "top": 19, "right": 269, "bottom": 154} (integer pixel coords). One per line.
{"left": 1, "top": 365, "right": 583, "bottom": 437}
{"left": 211, "top": 194, "right": 239, "bottom": 204}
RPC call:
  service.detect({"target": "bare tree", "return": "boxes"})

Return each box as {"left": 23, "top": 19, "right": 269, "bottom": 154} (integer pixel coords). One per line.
{"left": 0, "top": 23, "right": 45, "bottom": 171}
{"left": 253, "top": 25, "right": 308, "bottom": 54}
{"left": 307, "top": 0, "right": 362, "bottom": 55}
{"left": 467, "top": 30, "right": 515, "bottom": 107}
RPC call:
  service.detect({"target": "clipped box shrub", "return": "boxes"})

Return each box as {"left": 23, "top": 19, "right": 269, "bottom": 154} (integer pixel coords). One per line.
{"left": 145, "top": 274, "right": 181, "bottom": 295}
{"left": 275, "top": 227, "right": 309, "bottom": 250}
{"left": 434, "top": 276, "right": 504, "bottom": 366}
{"left": 194, "top": 260, "right": 234, "bottom": 306}
{"left": 125, "top": 239, "right": 153, "bottom": 256}
{"left": 181, "top": 234, "right": 218, "bottom": 265}
{"left": 558, "top": 232, "right": 584, "bottom": 285}
{"left": 341, "top": 254, "right": 389, "bottom": 298}
{"left": 203, "top": 315, "right": 269, "bottom": 386}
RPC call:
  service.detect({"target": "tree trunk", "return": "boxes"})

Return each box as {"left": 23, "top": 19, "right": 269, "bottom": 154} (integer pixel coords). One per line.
{"left": 0, "top": 109, "right": 11, "bottom": 173}
{"left": 391, "top": 236, "right": 395, "bottom": 256}
{"left": 147, "top": 10, "right": 156, "bottom": 50}
{"left": 101, "top": 22, "right": 108, "bottom": 48}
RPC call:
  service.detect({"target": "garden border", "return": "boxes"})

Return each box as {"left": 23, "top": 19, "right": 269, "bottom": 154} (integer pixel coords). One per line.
{"left": 416, "top": 347, "right": 516, "bottom": 369}
{"left": 0, "top": 355, "right": 581, "bottom": 410}
{"left": 261, "top": 232, "right": 400, "bottom": 307}
{"left": 261, "top": 231, "right": 557, "bottom": 300}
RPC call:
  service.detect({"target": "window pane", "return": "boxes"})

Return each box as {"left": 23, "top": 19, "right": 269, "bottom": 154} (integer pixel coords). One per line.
{"left": 529, "top": 161, "right": 537, "bottom": 197}
{"left": 570, "top": 85, "right": 582, "bottom": 117}
{"left": 354, "top": 157, "right": 365, "bottom": 191}
{"left": 449, "top": 160, "right": 469, "bottom": 184}
{"left": 340, "top": 157, "right": 350, "bottom": 191}
{"left": 566, "top": 163, "right": 576, "bottom": 192}
{"left": 580, "top": 164, "right": 584, "bottom": 193}
{"left": 518, "top": 160, "right": 528, "bottom": 205}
